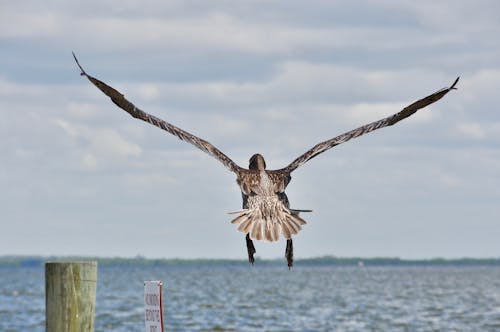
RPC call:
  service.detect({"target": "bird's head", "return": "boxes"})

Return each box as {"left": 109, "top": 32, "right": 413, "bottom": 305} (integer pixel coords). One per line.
{"left": 249, "top": 154, "right": 266, "bottom": 171}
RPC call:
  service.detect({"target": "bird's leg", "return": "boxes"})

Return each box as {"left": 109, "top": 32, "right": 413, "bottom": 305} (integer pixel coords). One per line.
{"left": 246, "top": 233, "right": 256, "bottom": 265}
{"left": 286, "top": 239, "right": 293, "bottom": 269}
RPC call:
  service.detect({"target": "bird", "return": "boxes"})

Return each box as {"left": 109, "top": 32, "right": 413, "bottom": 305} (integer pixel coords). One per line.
{"left": 72, "top": 52, "right": 459, "bottom": 268}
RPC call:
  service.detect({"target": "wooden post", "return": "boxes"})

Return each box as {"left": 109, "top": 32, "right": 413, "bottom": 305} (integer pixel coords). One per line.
{"left": 45, "top": 262, "right": 97, "bottom": 332}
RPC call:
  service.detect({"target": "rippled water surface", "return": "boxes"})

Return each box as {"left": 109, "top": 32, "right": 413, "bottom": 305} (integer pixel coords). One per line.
{"left": 1, "top": 264, "right": 500, "bottom": 331}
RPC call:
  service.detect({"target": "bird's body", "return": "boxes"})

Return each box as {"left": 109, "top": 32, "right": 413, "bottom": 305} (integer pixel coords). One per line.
{"left": 232, "top": 165, "right": 306, "bottom": 243}
{"left": 73, "top": 53, "right": 458, "bottom": 268}
{"left": 231, "top": 162, "right": 302, "bottom": 266}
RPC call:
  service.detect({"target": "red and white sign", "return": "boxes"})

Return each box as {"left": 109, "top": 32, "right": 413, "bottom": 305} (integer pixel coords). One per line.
{"left": 144, "top": 280, "right": 164, "bottom": 332}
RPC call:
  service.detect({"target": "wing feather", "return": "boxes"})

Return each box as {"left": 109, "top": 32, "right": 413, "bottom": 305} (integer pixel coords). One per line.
{"left": 73, "top": 53, "right": 242, "bottom": 174}
{"left": 280, "top": 77, "right": 459, "bottom": 173}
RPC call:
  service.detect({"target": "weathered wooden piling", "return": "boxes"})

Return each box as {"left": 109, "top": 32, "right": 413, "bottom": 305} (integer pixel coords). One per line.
{"left": 45, "top": 261, "right": 97, "bottom": 332}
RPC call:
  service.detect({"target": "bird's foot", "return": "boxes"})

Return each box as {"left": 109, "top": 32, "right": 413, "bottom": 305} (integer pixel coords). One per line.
{"left": 286, "top": 239, "right": 293, "bottom": 269}
{"left": 246, "top": 234, "right": 256, "bottom": 265}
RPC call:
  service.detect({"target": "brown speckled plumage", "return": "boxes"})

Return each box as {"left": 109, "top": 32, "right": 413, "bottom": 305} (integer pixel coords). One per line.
{"left": 73, "top": 53, "right": 458, "bottom": 268}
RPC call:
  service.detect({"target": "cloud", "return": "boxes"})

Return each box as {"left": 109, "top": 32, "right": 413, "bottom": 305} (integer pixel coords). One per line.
{"left": 456, "top": 122, "right": 486, "bottom": 140}
{"left": 0, "top": 10, "right": 59, "bottom": 38}
{"left": 1, "top": 1, "right": 500, "bottom": 259}
{"left": 136, "top": 83, "right": 160, "bottom": 101}
{"left": 439, "top": 172, "right": 462, "bottom": 188}
{"left": 118, "top": 60, "right": 455, "bottom": 111}
{"left": 2, "top": 8, "right": 330, "bottom": 54}
{"left": 124, "top": 172, "right": 177, "bottom": 188}
{"left": 5, "top": 1, "right": 496, "bottom": 60}
{"left": 53, "top": 118, "right": 142, "bottom": 170}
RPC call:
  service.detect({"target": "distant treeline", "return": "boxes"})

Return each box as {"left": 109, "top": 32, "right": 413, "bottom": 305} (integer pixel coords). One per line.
{"left": 1, "top": 255, "right": 500, "bottom": 267}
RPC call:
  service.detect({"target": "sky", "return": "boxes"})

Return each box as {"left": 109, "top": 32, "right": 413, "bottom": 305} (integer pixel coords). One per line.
{"left": 1, "top": 1, "right": 499, "bottom": 260}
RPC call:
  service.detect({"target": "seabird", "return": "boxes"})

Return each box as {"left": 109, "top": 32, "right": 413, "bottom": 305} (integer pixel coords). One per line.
{"left": 73, "top": 53, "right": 458, "bottom": 268}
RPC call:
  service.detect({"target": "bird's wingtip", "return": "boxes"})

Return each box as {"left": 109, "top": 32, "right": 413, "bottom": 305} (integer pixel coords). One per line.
{"left": 72, "top": 51, "right": 87, "bottom": 76}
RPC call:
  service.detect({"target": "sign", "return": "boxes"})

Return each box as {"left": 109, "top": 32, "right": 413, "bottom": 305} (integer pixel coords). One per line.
{"left": 144, "top": 280, "right": 164, "bottom": 332}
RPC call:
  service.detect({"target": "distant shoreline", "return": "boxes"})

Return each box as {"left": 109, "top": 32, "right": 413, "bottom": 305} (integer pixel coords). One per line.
{"left": 1, "top": 255, "right": 500, "bottom": 267}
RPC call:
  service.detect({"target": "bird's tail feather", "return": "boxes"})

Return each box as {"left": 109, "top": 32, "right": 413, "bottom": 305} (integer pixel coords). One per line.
{"left": 229, "top": 207, "right": 308, "bottom": 242}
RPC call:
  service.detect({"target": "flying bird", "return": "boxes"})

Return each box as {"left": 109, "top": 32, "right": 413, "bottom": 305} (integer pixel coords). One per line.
{"left": 72, "top": 53, "right": 459, "bottom": 268}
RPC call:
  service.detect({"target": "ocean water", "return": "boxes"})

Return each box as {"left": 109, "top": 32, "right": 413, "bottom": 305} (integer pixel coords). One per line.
{"left": 1, "top": 263, "right": 500, "bottom": 331}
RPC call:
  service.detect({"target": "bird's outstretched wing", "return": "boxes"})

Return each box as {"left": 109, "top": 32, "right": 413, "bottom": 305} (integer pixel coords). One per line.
{"left": 280, "top": 77, "right": 459, "bottom": 174}
{"left": 72, "top": 53, "right": 242, "bottom": 174}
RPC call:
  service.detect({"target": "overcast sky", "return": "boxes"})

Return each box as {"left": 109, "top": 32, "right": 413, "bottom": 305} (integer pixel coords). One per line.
{"left": 1, "top": 1, "right": 499, "bottom": 260}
